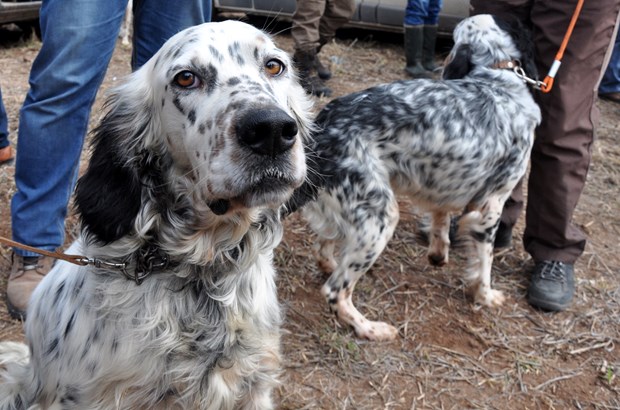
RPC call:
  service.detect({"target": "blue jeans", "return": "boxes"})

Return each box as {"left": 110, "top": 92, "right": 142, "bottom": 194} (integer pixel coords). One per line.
{"left": 404, "top": 0, "right": 443, "bottom": 26}
{"left": 11, "top": 0, "right": 211, "bottom": 256}
{"left": 599, "top": 32, "right": 620, "bottom": 94}
{"left": 0, "top": 87, "right": 9, "bottom": 149}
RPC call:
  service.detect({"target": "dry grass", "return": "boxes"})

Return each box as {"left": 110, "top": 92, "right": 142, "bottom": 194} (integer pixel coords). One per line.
{"left": 0, "top": 18, "right": 619, "bottom": 409}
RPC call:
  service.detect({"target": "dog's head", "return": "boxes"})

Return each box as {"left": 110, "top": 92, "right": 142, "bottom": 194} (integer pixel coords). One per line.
{"left": 75, "top": 20, "right": 313, "bottom": 244}
{"left": 443, "top": 14, "right": 537, "bottom": 82}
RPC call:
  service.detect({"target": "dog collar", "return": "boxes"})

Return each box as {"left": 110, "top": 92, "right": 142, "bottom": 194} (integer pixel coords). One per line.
{"left": 493, "top": 59, "right": 543, "bottom": 89}
{"left": 77, "top": 244, "right": 171, "bottom": 285}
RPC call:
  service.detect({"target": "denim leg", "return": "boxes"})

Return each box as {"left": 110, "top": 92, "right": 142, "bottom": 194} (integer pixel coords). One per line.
{"left": 11, "top": 0, "right": 128, "bottom": 255}
{"left": 424, "top": 0, "right": 442, "bottom": 25}
{"left": 599, "top": 33, "right": 620, "bottom": 94}
{"left": 131, "top": 0, "right": 212, "bottom": 69}
{"left": 404, "top": 0, "right": 429, "bottom": 26}
{"left": 0, "top": 87, "right": 9, "bottom": 149}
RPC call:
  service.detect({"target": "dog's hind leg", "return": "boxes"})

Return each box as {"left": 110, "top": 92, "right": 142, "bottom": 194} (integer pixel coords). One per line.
{"left": 427, "top": 210, "right": 451, "bottom": 266}
{"left": 313, "top": 239, "right": 337, "bottom": 273}
{"left": 459, "top": 195, "right": 507, "bottom": 307}
{"left": 320, "top": 194, "right": 400, "bottom": 341}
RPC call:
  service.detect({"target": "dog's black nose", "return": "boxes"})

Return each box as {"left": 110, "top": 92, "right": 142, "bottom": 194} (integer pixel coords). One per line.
{"left": 236, "top": 108, "right": 298, "bottom": 156}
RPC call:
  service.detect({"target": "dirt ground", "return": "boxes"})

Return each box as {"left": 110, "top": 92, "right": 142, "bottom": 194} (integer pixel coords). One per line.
{"left": 0, "top": 17, "right": 619, "bottom": 409}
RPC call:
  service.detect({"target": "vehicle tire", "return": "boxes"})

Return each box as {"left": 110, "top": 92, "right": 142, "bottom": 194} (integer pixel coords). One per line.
{"left": 16, "top": 18, "right": 40, "bottom": 41}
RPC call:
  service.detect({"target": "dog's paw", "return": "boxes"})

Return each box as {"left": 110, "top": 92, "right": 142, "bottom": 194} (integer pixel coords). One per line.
{"left": 313, "top": 243, "right": 338, "bottom": 273}
{"left": 354, "top": 320, "right": 398, "bottom": 341}
{"left": 474, "top": 287, "right": 505, "bottom": 307}
{"left": 428, "top": 252, "right": 448, "bottom": 266}
{"left": 317, "top": 258, "right": 338, "bottom": 274}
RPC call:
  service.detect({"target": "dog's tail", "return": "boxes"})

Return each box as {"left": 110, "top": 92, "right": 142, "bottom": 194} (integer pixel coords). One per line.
{"left": 0, "top": 342, "right": 36, "bottom": 410}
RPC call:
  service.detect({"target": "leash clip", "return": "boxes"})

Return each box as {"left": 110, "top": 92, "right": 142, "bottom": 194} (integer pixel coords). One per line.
{"left": 77, "top": 245, "right": 169, "bottom": 285}
{"left": 75, "top": 257, "right": 128, "bottom": 270}
{"left": 512, "top": 66, "right": 547, "bottom": 90}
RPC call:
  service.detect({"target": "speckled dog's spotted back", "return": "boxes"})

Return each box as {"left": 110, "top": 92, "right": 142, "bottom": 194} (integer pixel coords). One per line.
{"left": 287, "top": 14, "right": 541, "bottom": 341}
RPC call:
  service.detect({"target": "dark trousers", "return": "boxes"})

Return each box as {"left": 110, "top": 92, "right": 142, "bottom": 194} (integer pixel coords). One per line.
{"left": 471, "top": 0, "right": 620, "bottom": 264}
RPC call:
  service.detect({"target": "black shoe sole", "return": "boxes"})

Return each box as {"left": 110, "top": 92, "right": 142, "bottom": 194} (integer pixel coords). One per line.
{"left": 527, "top": 293, "right": 571, "bottom": 312}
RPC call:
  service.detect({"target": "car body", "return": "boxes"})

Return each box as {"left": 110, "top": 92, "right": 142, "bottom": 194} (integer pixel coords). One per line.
{"left": 213, "top": 0, "right": 470, "bottom": 35}
{"left": 0, "top": 0, "right": 41, "bottom": 25}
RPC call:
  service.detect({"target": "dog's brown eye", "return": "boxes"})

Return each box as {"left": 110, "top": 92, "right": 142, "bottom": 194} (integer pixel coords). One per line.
{"left": 265, "top": 59, "right": 285, "bottom": 77}
{"left": 174, "top": 71, "right": 200, "bottom": 88}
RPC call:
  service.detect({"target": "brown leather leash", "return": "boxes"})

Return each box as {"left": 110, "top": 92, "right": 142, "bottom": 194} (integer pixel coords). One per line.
{"left": 0, "top": 235, "right": 90, "bottom": 266}
{"left": 0, "top": 235, "right": 168, "bottom": 285}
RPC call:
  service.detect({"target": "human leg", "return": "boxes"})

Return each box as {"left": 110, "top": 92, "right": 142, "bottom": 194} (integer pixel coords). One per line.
{"left": 0, "top": 87, "right": 13, "bottom": 164}
{"left": 525, "top": 0, "right": 620, "bottom": 264}
{"left": 472, "top": 0, "right": 620, "bottom": 310}
{"left": 291, "top": 0, "right": 332, "bottom": 96}
{"left": 524, "top": 0, "right": 620, "bottom": 310}
{"left": 8, "top": 0, "right": 128, "bottom": 318}
{"left": 131, "top": 0, "right": 212, "bottom": 70}
{"left": 317, "top": 0, "right": 355, "bottom": 44}
{"left": 291, "top": 0, "right": 325, "bottom": 52}
{"left": 599, "top": 32, "right": 620, "bottom": 101}
{"left": 11, "top": 0, "right": 128, "bottom": 255}
{"left": 404, "top": 0, "right": 432, "bottom": 78}
{"left": 310, "top": 0, "right": 355, "bottom": 81}
{"left": 421, "top": 0, "right": 442, "bottom": 71}
{"left": 0, "top": 87, "right": 9, "bottom": 149}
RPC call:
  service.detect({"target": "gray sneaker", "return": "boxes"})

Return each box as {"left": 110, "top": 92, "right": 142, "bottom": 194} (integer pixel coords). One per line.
{"left": 6, "top": 254, "right": 55, "bottom": 320}
{"left": 527, "top": 260, "right": 574, "bottom": 311}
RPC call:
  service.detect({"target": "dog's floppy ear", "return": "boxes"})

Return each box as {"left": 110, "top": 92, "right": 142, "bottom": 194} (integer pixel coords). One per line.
{"left": 75, "top": 80, "right": 155, "bottom": 243}
{"left": 494, "top": 16, "right": 538, "bottom": 81}
{"left": 442, "top": 43, "right": 473, "bottom": 80}
{"left": 512, "top": 23, "right": 537, "bottom": 81}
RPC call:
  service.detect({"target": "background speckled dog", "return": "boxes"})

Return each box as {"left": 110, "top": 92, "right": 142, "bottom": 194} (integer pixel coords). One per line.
{"left": 0, "top": 20, "right": 312, "bottom": 409}
{"left": 287, "top": 15, "right": 541, "bottom": 341}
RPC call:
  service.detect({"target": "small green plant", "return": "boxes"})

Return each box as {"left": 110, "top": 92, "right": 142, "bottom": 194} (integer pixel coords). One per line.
{"left": 597, "top": 360, "right": 615, "bottom": 385}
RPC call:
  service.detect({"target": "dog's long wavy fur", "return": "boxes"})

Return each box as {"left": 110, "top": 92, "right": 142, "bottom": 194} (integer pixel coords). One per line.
{"left": 0, "top": 20, "right": 313, "bottom": 409}
{"left": 286, "top": 15, "right": 541, "bottom": 341}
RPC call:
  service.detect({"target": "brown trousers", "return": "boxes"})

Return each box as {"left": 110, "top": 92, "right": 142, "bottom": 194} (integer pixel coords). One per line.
{"left": 471, "top": 0, "right": 620, "bottom": 264}
{"left": 291, "top": 0, "right": 356, "bottom": 52}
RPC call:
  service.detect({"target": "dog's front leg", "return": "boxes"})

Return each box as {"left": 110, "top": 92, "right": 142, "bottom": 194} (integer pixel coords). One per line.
{"left": 321, "top": 197, "right": 400, "bottom": 341}
{"left": 427, "top": 210, "right": 451, "bottom": 266}
{"left": 460, "top": 196, "right": 506, "bottom": 306}
{"left": 313, "top": 239, "right": 338, "bottom": 273}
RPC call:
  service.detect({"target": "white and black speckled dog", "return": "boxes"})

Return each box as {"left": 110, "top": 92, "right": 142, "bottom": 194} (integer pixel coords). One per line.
{"left": 0, "top": 20, "right": 312, "bottom": 409}
{"left": 286, "top": 15, "right": 541, "bottom": 341}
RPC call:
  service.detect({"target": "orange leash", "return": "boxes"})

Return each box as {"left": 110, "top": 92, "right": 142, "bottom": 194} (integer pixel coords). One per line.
{"left": 539, "top": 0, "right": 585, "bottom": 93}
